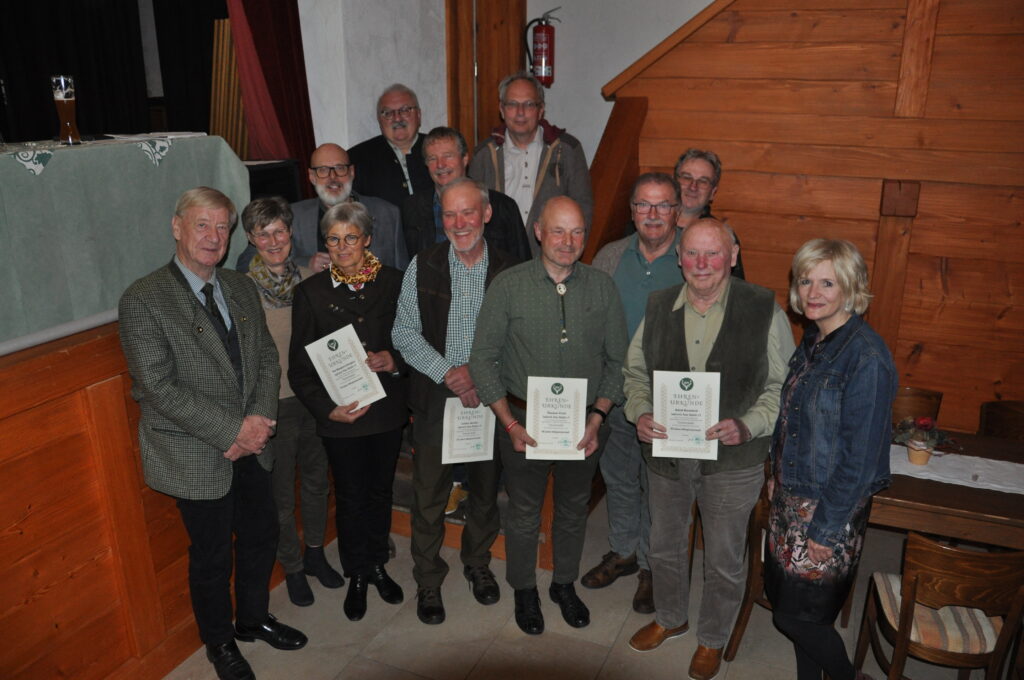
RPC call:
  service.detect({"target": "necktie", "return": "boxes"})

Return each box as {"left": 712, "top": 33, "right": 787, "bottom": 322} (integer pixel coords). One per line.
{"left": 202, "top": 283, "right": 228, "bottom": 338}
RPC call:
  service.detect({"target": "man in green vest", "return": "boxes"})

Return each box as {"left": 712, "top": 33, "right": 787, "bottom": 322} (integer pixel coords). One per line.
{"left": 622, "top": 219, "right": 795, "bottom": 680}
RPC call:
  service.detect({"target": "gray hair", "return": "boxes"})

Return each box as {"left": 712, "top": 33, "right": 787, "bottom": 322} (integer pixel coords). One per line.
{"left": 241, "top": 196, "right": 293, "bottom": 234}
{"left": 423, "top": 126, "right": 468, "bottom": 158}
{"left": 439, "top": 177, "right": 490, "bottom": 209}
{"left": 631, "top": 172, "right": 682, "bottom": 204}
{"left": 376, "top": 83, "right": 420, "bottom": 116}
{"left": 320, "top": 201, "right": 374, "bottom": 238}
{"left": 498, "top": 71, "right": 545, "bottom": 106}
{"left": 674, "top": 148, "right": 723, "bottom": 188}
{"left": 174, "top": 186, "right": 237, "bottom": 228}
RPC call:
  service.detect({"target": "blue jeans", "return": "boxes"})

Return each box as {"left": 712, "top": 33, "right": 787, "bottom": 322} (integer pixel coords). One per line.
{"left": 648, "top": 461, "right": 763, "bottom": 648}
{"left": 598, "top": 406, "right": 650, "bottom": 568}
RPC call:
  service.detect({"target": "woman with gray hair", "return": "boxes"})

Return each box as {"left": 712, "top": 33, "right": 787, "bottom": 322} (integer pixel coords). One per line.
{"left": 242, "top": 196, "right": 343, "bottom": 607}
{"left": 288, "top": 201, "right": 409, "bottom": 622}
{"left": 765, "top": 239, "right": 897, "bottom": 680}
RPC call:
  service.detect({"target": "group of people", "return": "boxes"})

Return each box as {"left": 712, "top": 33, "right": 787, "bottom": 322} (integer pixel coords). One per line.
{"left": 119, "top": 72, "right": 895, "bottom": 680}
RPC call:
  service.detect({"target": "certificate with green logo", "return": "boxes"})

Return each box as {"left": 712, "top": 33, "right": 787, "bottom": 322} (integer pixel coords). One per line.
{"left": 652, "top": 371, "right": 719, "bottom": 459}
{"left": 442, "top": 398, "right": 496, "bottom": 464}
{"left": 305, "top": 323, "right": 385, "bottom": 409}
{"left": 525, "top": 376, "right": 587, "bottom": 460}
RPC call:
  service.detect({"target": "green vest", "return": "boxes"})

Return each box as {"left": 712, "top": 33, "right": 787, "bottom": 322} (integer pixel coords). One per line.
{"left": 641, "top": 277, "right": 775, "bottom": 478}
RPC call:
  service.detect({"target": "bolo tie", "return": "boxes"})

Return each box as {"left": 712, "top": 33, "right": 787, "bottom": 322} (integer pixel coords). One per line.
{"left": 556, "top": 282, "right": 568, "bottom": 343}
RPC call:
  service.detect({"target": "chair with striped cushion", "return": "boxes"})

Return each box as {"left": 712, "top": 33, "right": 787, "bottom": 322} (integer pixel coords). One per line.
{"left": 854, "top": 532, "right": 1024, "bottom": 679}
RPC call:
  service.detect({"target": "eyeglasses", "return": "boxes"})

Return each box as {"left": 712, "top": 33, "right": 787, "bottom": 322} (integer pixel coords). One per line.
{"left": 676, "top": 172, "right": 714, "bottom": 190}
{"left": 632, "top": 201, "right": 680, "bottom": 215}
{"left": 251, "top": 226, "right": 291, "bottom": 244}
{"left": 325, "top": 233, "right": 364, "bottom": 248}
{"left": 501, "top": 100, "right": 540, "bottom": 112}
{"left": 379, "top": 105, "right": 419, "bottom": 120}
{"left": 311, "top": 164, "right": 352, "bottom": 178}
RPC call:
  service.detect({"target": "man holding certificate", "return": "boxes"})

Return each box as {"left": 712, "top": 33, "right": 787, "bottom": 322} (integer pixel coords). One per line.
{"left": 392, "top": 178, "right": 520, "bottom": 625}
{"left": 622, "top": 219, "right": 794, "bottom": 680}
{"left": 470, "top": 196, "right": 628, "bottom": 636}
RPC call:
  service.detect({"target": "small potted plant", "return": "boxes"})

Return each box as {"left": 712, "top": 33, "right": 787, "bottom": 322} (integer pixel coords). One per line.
{"left": 892, "top": 416, "right": 948, "bottom": 465}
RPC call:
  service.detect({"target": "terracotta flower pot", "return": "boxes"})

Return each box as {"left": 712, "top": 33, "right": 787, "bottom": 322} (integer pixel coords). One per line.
{"left": 907, "top": 440, "right": 933, "bottom": 465}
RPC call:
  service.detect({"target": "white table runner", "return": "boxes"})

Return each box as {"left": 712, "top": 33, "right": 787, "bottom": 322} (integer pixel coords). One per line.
{"left": 890, "top": 444, "right": 1024, "bottom": 495}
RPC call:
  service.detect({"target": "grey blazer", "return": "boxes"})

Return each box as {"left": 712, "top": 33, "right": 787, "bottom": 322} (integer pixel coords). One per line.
{"left": 119, "top": 262, "right": 280, "bottom": 500}
{"left": 235, "top": 195, "right": 410, "bottom": 272}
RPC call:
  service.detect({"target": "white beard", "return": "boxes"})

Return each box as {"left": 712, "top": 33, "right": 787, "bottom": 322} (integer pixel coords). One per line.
{"left": 315, "top": 180, "right": 352, "bottom": 207}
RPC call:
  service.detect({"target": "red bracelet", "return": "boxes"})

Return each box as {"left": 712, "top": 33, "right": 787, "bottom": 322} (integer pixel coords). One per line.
{"left": 505, "top": 419, "right": 519, "bottom": 433}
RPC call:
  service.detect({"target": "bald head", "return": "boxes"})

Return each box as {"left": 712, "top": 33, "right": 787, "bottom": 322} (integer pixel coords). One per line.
{"left": 536, "top": 197, "right": 587, "bottom": 279}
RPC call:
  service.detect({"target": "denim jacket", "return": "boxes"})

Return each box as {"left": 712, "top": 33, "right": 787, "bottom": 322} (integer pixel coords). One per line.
{"left": 770, "top": 314, "right": 897, "bottom": 547}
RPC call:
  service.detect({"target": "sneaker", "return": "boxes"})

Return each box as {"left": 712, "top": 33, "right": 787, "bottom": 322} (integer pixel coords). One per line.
{"left": 445, "top": 483, "right": 469, "bottom": 515}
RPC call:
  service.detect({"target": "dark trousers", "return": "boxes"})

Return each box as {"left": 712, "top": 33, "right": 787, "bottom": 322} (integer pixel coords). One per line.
{"left": 175, "top": 455, "right": 278, "bottom": 645}
{"left": 773, "top": 611, "right": 856, "bottom": 680}
{"left": 410, "top": 401, "right": 502, "bottom": 588}
{"left": 323, "top": 430, "right": 401, "bottom": 577}
{"left": 500, "top": 405, "right": 606, "bottom": 590}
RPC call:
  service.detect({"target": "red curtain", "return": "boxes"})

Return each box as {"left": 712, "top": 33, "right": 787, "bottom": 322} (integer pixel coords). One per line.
{"left": 227, "top": 0, "right": 315, "bottom": 175}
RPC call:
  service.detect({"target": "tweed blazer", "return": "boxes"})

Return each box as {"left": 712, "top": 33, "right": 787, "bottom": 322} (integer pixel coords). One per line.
{"left": 119, "top": 262, "right": 280, "bottom": 500}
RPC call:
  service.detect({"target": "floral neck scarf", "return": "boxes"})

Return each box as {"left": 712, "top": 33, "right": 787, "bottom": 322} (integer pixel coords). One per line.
{"left": 247, "top": 254, "right": 301, "bottom": 308}
{"left": 330, "top": 250, "right": 381, "bottom": 290}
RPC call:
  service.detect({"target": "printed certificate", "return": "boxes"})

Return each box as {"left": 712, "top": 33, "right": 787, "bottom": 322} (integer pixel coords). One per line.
{"left": 525, "top": 376, "right": 587, "bottom": 461}
{"left": 441, "top": 398, "right": 496, "bottom": 464}
{"left": 304, "top": 324, "right": 385, "bottom": 409}
{"left": 652, "top": 371, "right": 720, "bottom": 459}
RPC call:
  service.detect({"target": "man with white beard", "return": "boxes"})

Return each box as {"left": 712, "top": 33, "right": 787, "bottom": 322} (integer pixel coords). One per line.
{"left": 236, "top": 143, "right": 408, "bottom": 273}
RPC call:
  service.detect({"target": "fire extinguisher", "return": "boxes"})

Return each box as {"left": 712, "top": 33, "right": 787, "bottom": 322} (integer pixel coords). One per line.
{"left": 525, "top": 7, "right": 561, "bottom": 88}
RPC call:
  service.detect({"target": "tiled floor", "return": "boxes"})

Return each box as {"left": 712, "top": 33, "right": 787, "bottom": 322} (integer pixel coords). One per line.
{"left": 166, "top": 498, "right": 966, "bottom": 680}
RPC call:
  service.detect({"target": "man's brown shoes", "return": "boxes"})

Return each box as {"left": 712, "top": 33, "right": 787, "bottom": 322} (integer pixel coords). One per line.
{"left": 628, "top": 620, "right": 689, "bottom": 652}
{"left": 581, "top": 551, "right": 639, "bottom": 588}
{"left": 688, "top": 645, "right": 723, "bottom": 680}
{"left": 632, "top": 568, "right": 654, "bottom": 613}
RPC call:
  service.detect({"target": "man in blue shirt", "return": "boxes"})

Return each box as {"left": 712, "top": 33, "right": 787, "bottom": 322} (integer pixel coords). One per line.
{"left": 584, "top": 173, "right": 683, "bottom": 614}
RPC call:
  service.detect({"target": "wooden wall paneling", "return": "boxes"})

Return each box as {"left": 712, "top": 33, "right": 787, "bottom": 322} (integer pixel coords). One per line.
{"left": 583, "top": 97, "right": 648, "bottom": 262}
{"left": 893, "top": 0, "right": 940, "bottom": 117}
{"left": 924, "top": 79, "right": 1024, "bottom": 121}
{"left": 926, "top": 34, "right": 1024, "bottom": 120}
{"left": 690, "top": 9, "right": 906, "bottom": 43}
{"left": 644, "top": 42, "right": 901, "bottom": 81}
{"left": 603, "top": 0, "right": 737, "bottom": 97}
{"left": 936, "top": 0, "right": 1024, "bottom": 35}
{"left": 446, "top": 0, "right": 476, "bottom": 139}
{"left": 911, "top": 182, "right": 1024, "bottom": 262}
{"left": 642, "top": 110, "right": 1024, "bottom": 153}
{"left": 870, "top": 181, "right": 920, "bottom": 350}
{"left": 472, "top": 0, "right": 526, "bottom": 143}
{"left": 84, "top": 376, "right": 165, "bottom": 655}
{"left": 729, "top": 0, "right": 904, "bottom": 8}
{"left": 640, "top": 138, "right": 1024, "bottom": 187}
{"left": 894, "top": 339, "right": 1024, "bottom": 431}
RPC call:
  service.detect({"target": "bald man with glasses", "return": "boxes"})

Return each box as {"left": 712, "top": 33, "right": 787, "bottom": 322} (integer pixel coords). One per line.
{"left": 236, "top": 143, "right": 408, "bottom": 273}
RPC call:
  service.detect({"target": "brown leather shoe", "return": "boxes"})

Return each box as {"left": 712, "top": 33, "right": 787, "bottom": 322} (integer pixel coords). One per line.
{"left": 688, "top": 645, "right": 723, "bottom": 680}
{"left": 628, "top": 620, "right": 689, "bottom": 652}
{"left": 581, "top": 551, "right": 639, "bottom": 589}
{"left": 632, "top": 568, "right": 654, "bottom": 613}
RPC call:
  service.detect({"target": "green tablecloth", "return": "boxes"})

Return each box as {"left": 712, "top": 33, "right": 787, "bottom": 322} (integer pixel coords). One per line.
{"left": 0, "top": 135, "right": 251, "bottom": 350}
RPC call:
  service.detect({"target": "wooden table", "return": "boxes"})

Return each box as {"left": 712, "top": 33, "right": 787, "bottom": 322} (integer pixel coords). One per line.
{"left": 870, "top": 433, "right": 1024, "bottom": 549}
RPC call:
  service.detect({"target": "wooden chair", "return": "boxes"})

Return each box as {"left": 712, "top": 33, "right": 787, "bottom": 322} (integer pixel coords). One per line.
{"left": 854, "top": 532, "right": 1024, "bottom": 680}
{"left": 723, "top": 489, "right": 857, "bottom": 662}
{"left": 892, "top": 386, "right": 943, "bottom": 425}
{"left": 978, "top": 400, "right": 1024, "bottom": 440}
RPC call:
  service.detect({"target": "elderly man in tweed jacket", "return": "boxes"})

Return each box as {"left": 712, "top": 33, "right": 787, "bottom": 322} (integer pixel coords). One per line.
{"left": 119, "top": 187, "right": 306, "bottom": 680}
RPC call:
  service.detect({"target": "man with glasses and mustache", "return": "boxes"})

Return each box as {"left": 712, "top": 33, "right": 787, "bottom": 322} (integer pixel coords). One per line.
{"left": 469, "top": 72, "right": 593, "bottom": 258}
{"left": 349, "top": 84, "right": 433, "bottom": 209}
{"left": 673, "top": 148, "right": 744, "bottom": 279}
{"left": 582, "top": 173, "right": 685, "bottom": 615}
{"left": 236, "top": 143, "right": 408, "bottom": 273}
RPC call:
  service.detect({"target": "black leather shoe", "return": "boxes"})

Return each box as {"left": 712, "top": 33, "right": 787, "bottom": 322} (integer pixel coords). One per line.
{"left": 464, "top": 564, "right": 500, "bottom": 605}
{"left": 206, "top": 641, "right": 254, "bottom": 680}
{"left": 344, "top": 575, "right": 368, "bottom": 621}
{"left": 369, "top": 564, "right": 404, "bottom": 604}
{"left": 549, "top": 581, "right": 590, "bottom": 628}
{"left": 285, "top": 571, "right": 314, "bottom": 607}
{"left": 416, "top": 586, "right": 446, "bottom": 625}
{"left": 234, "top": 614, "right": 307, "bottom": 650}
{"left": 513, "top": 587, "right": 544, "bottom": 635}
{"left": 304, "top": 545, "right": 344, "bottom": 588}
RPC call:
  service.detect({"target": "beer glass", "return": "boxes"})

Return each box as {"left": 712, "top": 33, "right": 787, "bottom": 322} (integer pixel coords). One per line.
{"left": 51, "top": 75, "right": 81, "bottom": 145}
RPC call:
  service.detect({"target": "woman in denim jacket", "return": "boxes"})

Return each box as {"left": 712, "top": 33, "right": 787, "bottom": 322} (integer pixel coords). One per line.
{"left": 765, "top": 239, "right": 897, "bottom": 680}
